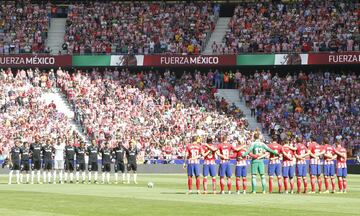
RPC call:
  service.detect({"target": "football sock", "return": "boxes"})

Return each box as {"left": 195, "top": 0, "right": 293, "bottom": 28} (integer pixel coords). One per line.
{"left": 70, "top": 173, "right": 74, "bottom": 181}
{"left": 317, "top": 176, "right": 322, "bottom": 191}
{"left": 31, "top": 171, "right": 35, "bottom": 183}
{"left": 115, "top": 173, "right": 118, "bottom": 182}
{"left": 251, "top": 175, "right": 256, "bottom": 192}
{"left": 122, "top": 173, "right": 125, "bottom": 182}
{"left": 16, "top": 170, "right": 20, "bottom": 183}
{"left": 106, "top": 172, "right": 110, "bottom": 183}
{"left": 269, "top": 176, "right": 273, "bottom": 193}
{"left": 277, "top": 176, "right": 282, "bottom": 192}
{"left": 102, "top": 173, "right": 105, "bottom": 183}
{"left": 76, "top": 172, "right": 80, "bottom": 181}
{"left": 9, "top": 170, "right": 13, "bottom": 183}
{"left": 88, "top": 172, "right": 92, "bottom": 182}
{"left": 37, "top": 170, "right": 41, "bottom": 183}
{"left": 20, "top": 173, "right": 23, "bottom": 183}
{"left": 311, "top": 176, "right": 316, "bottom": 192}
{"left": 196, "top": 177, "right": 200, "bottom": 190}
{"left": 82, "top": 172, "right": 86, "bottom": 181}
{"left": 324, "top": 176, "right": 329, "bottom": 191}
{"left": 47, "top": 171, "right": 51, "bottom": 182}
{"left": 297, "top": 177, "right": 302, "bottom": 193}
{"left": 127, "top": 173, "right": 130, "bottom": 183}
{"left": 94, "top": 172, "right": 98, "bottom": 181}
{"left": 26, "top": 173, "right": 30, "bottom": 183}
{"left": 261, "top": 175, "right": 266, "bottom": 192}
{"left": 227, "top": 178, "right": 232, "bottom": 191}
{"left": 53, "top": 171, "right": 57, "bottom": 182}
{"left": 242, "top": 177, "right": 247, "bottom": 191}
{"left": 338, "top": 177, "right": 343, "bottom": 191}
{"left": 187, "top": 176, "right": 192, "bottom": 190}
{"left": 331, "top": 177, "right": 336, "bottom": 191}
{"left": 290, "top": 178, "right": 294, "bottom": 191}
{"left": 303, "top": 177, "right": 308, "bottom": 192}
{"left": 212, "top": 177, "right": 216, "bottom": 191}
{"left": 203, "top": 177, "right": 208, "bottom": 191}
{"left": 220, "top": 177, "right": 225, "bottom": 191}
{"left": 343, "top": 179, "right": 347, "bottom": 191}
{"left": 284, "top": 177, "right": 288, "bottom": 191}
{"left": 43, "top": 171, "right": 47, "bottom": 183}
{"left": 236, "top": 177, "right": 240, "bottom": 191}
{"left": 64, "top": 172, "right": 68, "bottom": 182}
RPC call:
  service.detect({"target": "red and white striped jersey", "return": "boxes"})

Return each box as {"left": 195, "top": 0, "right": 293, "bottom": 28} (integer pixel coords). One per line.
{"left": 282, "top": 145, "right": 294, "bottom": 167}
{"left": 335, "top": 146, "right": 347, "bottom": 168}
{"left": 309, "top": 142, "right": 323, "bottom": 165}
{"left": 323, "top": 144, "right": 335, "bottom": 165}
{"left": 185, "top": 143, "right": 201, "bottom": 164}
{"left": 296, "top": 143, "right": 308, "bottom": 165}
{"left": 235, "top": 148, "right": 247, "bottom": 166}
{"left": 202, "top": 144, "right": 217, "bottom": 165}
{"left": 268, "top": 142, "right": 282, "bottom": 164}
{"left": 218, "top": 143, "right": 233, "bottom": 163}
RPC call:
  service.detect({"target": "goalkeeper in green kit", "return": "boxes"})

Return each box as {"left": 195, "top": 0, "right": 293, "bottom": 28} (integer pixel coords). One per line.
{"left": 242, "top": 133, "right": 279, "bottom": 194}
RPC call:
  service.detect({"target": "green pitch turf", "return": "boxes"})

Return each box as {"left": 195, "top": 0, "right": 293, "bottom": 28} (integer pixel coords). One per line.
{"left": 0, "top": 174, "right": 359, "bottom": 216}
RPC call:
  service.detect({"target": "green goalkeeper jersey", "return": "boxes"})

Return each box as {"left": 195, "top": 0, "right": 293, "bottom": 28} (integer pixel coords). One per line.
{"left": 242, "top": 140, "right": 278, "bottom": 163}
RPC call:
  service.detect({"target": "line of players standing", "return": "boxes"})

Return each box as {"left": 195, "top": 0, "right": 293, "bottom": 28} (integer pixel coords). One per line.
{"left": 184, "top": 135, "right": 348, "bottom": 195}
{"left": 6, "top": 137, "right": 139, "bottom": 185}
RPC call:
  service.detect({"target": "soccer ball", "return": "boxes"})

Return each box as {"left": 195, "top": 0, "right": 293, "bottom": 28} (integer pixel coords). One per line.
{"left": 147, "top": 182, "right": 154, "bottom": 188}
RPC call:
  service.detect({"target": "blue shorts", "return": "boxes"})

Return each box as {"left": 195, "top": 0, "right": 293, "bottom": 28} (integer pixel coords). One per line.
{"left": 203, "top": 164, "right": 216, "bottom": 177}
{"left": 282, "top": 166, "right": 295, "bottom": 178}
{"left": 268, "top": 163, "right": 281, "bottom": 176}
{"left": 187, "top": 164, "right": 200, "bottom": 177}
{"left": 324, "top": 164, "right": 335, "bottom": 176}
{"left": 337, "top": 167, "right": 347, "bottom": 177}
{"left": 235, "top": 166, "right": 247, "bottom": 177}
{"left": 296, "top": 164, "right": 307, "bottom": 177}
{"left": 310, "top": 164, "right": 322, "bottom": 176}
{"left": 218, "top": 162, "right": 232, "bottom": 177}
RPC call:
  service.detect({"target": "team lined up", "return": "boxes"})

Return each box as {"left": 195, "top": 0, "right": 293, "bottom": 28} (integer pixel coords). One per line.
{"left": 184, "top": 134, "right": 348, "bottom": 194}
{"left": 7, "top": 138, "right": 139, "bottom": 185}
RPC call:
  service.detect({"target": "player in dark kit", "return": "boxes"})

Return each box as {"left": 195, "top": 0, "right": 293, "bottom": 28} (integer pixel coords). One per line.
{"left": 64, "top": 141, "right": 76, "bottom": 183}
{"left": 126, "top": 140, "right": 139, "bottom": 184}
{"left": 101, "top": 142, "right": 112, "bottom": 184}
{"left": 20, "top": 142, "right": 31, "bottom": 184}
{"left": 87, "top": 139, "right": 99, "bottom": 184}
{"left": 30, "top": 137, "right": 42, "bottom": 184}
{"left": 112, "top": 141, "right": 126, "bottom": 184}
{"left": 42, "top": 139, "right": 54, "bottom": 184}
{"left": 75, "top": 141, "right": 87, "bottom": 184}
{"left": 8, "top": 140, "right": 21, "bottom": 184}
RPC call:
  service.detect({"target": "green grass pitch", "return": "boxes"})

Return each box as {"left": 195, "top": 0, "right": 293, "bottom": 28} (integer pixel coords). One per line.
{"left": 0, "top": 174, "right": 359, "bottom": 216}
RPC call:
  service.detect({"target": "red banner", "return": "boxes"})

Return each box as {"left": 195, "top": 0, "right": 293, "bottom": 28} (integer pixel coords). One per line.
{"left": 0, "top": 55, "right": 72, "bottom": 67}
{"left": 308, "top": 52, "right": 360, "bottom": 65}
{"left": 143, "top": 55, "right": 236, "bottom": 66}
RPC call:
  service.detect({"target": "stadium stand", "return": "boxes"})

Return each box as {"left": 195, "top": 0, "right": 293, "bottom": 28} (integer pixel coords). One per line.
{"left": 63, "top": 2, "right": 218, "bottom": 54}
{"left": 238, "top": 70, "right": 360, "bottom": 156}
{"left": 0, "top": 68, "right": 78, "bottom": 158}
{"left": 215, "top": 1, "right": 359, "bottom": 54}
{"left": 0, "top": 1, "right": 51, "bottom": 54}
{"left": 56, "top": 68, "right": 253, "bottom": 161}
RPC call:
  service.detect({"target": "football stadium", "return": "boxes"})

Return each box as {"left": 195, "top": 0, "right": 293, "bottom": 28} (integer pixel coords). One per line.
{"left": 0, "top": 0, "right": 360, "bottom": 215}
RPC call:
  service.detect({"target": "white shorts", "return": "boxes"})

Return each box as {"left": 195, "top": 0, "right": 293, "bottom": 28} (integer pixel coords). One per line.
{"left": 54, "top": 160, "right": 64, "bottom": 170}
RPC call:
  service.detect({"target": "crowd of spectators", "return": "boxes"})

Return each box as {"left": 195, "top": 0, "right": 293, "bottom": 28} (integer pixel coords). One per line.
{"left": 63, "top": 2, "right": 219, "bottom": 54}
{"left": 57, "top": 68, "right": 254, "bottom": 162}
{"left": 238, "top": 70, "right": 360, "bottom": 156}
{"left": 0, "top": 68, "right": 77, "bottom": 160}
{"left": 0, "top": 1, "right": 51, "bottom": 54}
{"left": 218, "top": 1, "right": 359, "bottom": 54}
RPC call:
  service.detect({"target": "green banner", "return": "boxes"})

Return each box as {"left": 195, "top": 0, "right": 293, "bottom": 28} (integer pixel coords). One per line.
{"left": 72, "top": 56, "right": 111, "bottom": 66}
{"left": 237, "top": 54, "right": 275, "bottom": 65}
